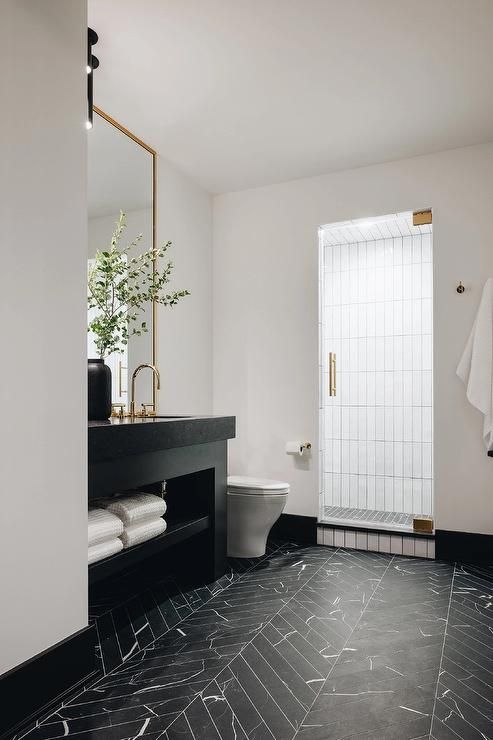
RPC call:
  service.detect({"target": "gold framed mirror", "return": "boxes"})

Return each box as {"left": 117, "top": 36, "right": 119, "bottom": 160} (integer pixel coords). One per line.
{"left": 88, "top": 106, "right": 158, "bottom": 410}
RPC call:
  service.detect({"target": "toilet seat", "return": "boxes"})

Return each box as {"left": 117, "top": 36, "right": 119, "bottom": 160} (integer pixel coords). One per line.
{"left": 227, "top": 475, "right": 290, "bottom": 495}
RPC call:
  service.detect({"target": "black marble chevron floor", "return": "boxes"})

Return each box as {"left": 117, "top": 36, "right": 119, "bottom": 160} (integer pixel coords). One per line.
{"left": 17, "top": 546, "right": 493, "bottom": 740}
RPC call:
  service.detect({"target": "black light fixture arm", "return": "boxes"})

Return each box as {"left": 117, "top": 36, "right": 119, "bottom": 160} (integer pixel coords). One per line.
{"left": 87, "top": 28, "right": 99, "bottom": 129}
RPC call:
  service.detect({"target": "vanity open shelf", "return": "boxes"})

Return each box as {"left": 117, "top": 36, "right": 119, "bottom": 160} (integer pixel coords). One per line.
{"left": 88, "top": 414, "right": 235, "bottom": 584}
{"left": 88, "top": 514, "right": 210, "bottom": 586}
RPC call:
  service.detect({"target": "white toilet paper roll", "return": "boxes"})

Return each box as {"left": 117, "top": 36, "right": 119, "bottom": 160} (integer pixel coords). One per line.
{"left": 286, "top": 441, "right": 305, "bottom": 456}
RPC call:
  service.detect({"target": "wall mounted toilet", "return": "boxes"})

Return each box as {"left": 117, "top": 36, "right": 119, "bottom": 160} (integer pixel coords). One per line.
{"left": 227, "top": 475, "right": 289, "bottom": 558}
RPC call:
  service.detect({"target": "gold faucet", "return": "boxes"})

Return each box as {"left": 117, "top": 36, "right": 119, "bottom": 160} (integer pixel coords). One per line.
{"left": 130, "top": 364, "right": 161, "bottom": 417}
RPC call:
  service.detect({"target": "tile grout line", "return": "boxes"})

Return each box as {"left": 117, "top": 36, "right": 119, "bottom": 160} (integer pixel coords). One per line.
{"left": 17, "top": 543, "right": 287, "bottom": 740}
{"left": 290, "top": 553, "right": 396, "bottom": 740}
{"left": 158, "top": 546, "right": 343, "bottom": 739}
{"left": 428, "top": 560, "right": 456, "bottom": 740}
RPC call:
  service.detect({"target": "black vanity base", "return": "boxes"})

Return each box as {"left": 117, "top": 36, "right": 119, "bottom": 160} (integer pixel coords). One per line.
{"left": 89, "top": 439, "right": 229, "bottom": 584}
{"left": 0, "top": 625, "right": 96, "bottom": 740}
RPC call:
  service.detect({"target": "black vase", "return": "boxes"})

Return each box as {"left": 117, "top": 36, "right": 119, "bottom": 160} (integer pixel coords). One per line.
{"left": 88, "top": 359, "right": 112, "bottom": 421}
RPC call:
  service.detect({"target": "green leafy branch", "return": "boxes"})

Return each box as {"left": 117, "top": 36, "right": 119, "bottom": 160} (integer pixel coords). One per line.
{"left": 88, "top": 211, "right": 190, "bottom": 358}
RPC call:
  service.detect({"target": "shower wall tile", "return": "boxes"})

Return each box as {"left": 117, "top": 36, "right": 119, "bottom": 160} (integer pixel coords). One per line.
{"left": 322, "top": 228, "right": 433, "bottom": 517}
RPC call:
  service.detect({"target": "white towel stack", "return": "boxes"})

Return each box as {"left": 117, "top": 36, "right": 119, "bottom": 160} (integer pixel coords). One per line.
{"left": 88, "top": 508, "right": 124, "bottom": 564}
{"left": 101, "top": 492, "right": 167, "bottom": 550}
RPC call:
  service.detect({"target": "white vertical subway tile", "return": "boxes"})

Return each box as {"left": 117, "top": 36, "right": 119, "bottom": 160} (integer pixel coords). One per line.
{"left": 317, "top": 527, "right": 324, "bottom": 545}
{"left": 412, "top": 442, "right": 422, "bottom": 478}
{"left": 427, "top": 539, "right": 435, "bottom": 559}
{"left": 334, "top": 529, "right": 345, "bottom": 548}
{"left": 412, "top": 475, "right": 423, "bottom": 513}
{"left": 349, "top": 475, "right": 359, "bottom": 507}
{"left": 403, "top": 477, "right": 413, "bottom": 513}
{"left": 375, "top": 337, "right": 385, "bottom": 371}
{"left": 384, "top": 442, "right": 394, "bottom": 477}
{"left": 422, "top": 407, "right": 432, "bottom": 443}
{"left": 422, "top": 480, "right": 433, "bottom": 515}
{"left": 375, "top": 441, "right": 385, "bottom": 475}
{"left": 368, "top": 532, "right": 380, "bottom": 553}
{"left": 367, "top": 441, "right": 376, "bottom": 476}
{"left": 414, "top": 538, "right": 428, "bottom": 558}
{"left": 422, "top": 298, "right": 432, "bottom": 334}
{"left": 358, "top": 441, "right": 367, "bottom": 475}
{"left": 375, "top": 476, "right": 385, "bottom": 509}
{"left": 344, "top": 530, "right": 356, "bottom": 549}
{"left": 324, "top": 528, "right": 335, "bottom": 547}
{"left": 341, "top": 474, "right": 350, "bottom": 507}
{"left": 356, "top": 531, "right": 368, "bottom": 551}
{"left": 379, "top": 534, "right": 391, "bottom": 553}
{"left": 366, "top": 476, "right": 376, "bottom": 510}
{"left": 390, "top": 535, "right": 403, "bottom": 555}
{"left": 394, "top": 442, "right": 403, "bottom": 477}
{"left": 402, "top": 336, "right": 413, "bottom": 370}
{"left": 358, "top": 475, "right": 367, "bottom": 508}
{"left": 422, "top": 444, "right": 432, "bottom": 479}
{"left": 349, "top": 441, "right": 359, "bottom": 474}
{"left": 402, "top": 537, "right": 415, "bottom": 557}
{"left": 384, "top": 476, "right": 394, "bottom": 511}
{"left": 375, "top": 408, "right": 385, "bottom": 441}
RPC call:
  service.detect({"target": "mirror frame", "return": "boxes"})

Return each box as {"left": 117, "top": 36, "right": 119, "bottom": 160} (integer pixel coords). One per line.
{"left": 93, "top": 106, "right": 158, "bottom": 409}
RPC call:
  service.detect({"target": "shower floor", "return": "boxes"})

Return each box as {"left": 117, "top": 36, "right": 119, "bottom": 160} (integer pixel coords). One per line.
{"left": 321, "top": 505, "right": 423, "bottom": 531}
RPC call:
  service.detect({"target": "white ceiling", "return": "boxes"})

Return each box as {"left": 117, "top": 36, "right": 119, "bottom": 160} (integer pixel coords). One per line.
{"left": 89, "top": 0, "right": 493, "bottom": 194}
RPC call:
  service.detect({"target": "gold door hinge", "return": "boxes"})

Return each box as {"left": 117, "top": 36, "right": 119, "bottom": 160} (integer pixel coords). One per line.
{"left": 413, "top": 516, "right": 434, "bottom": 533}
{"left": 413, "top": 209, "right": 432, "bottom": 226}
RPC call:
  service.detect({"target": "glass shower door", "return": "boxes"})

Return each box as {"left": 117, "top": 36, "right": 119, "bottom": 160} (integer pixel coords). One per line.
{"left": 320, "top": 212, "right": 433, "bottom": 529}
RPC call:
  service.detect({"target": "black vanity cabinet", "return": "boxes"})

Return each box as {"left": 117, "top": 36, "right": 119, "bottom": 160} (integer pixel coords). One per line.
{"left": 88, "top": 415, "right": 235, "bottom": 585}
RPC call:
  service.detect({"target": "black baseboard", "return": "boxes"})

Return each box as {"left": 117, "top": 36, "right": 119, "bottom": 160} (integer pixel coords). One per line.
{"left": 436, "top": 529, "right": 493, "bottom": 563}
{"left": 0, "top": 624, "right": 96, "bottom": 740}
{"left": 271, "top": 513, "right": 317, "bottom": 544}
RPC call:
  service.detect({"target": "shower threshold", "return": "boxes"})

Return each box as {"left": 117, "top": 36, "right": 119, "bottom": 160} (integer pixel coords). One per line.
{"left": 320, "top": 506, "right": 432, "bottom": 534}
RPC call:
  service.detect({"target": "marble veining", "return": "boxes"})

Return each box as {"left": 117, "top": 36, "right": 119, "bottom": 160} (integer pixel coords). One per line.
{"left": 16, "top": 545, "right": 493, "bottom": 740}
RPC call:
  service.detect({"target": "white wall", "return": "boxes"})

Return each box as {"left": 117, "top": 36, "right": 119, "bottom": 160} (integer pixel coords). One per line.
{"left": 155, "top": 158, "right": 213, "bottom": 415}
{"left": 0, "top": 0, "right": 88, "bottom": 674}
{"left": 213, "top": 142, "right": 493, "bottom": 534}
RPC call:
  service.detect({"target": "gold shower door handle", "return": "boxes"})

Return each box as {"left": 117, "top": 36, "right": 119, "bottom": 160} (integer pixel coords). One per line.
{"left": 329, "top": 352, "right": 336, "bottom": 396}
{"left": 119, "top": 360, "right": 127, "bottom": 396}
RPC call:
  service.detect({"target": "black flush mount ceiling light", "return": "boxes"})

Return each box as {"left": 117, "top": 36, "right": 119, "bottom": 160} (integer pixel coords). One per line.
{"left": 87, "top": 28, "right": 99, "bottom": 130}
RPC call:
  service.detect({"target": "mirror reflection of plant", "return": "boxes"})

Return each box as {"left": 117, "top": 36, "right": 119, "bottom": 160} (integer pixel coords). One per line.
{"left": 88, "top": 211, "right": 189, "bottom": 358}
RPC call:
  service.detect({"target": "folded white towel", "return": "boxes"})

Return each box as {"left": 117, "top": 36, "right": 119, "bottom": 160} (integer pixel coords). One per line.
{"left": 88, "top": 508, "right": 124, "bottom": 547}
{"left": 88, "top": 538, "right": 123, "bottom": 565}
{"left": 102, "top": 493, "right": 166, "bottom": 526}
{"left": 120, "top": 517, "right": 167, "bottom": 549}
{"left": 457, "top": 277, "right": 493, "bottom": 449}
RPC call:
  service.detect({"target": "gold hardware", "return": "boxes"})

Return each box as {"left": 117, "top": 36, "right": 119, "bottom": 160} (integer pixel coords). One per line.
{"left": 141, "top": 403, "right": 156, "bottom": 417}
{"left": 413, "top": 209, "right": 432, "bottom": 226}
{"left": 118, "top": 360, "right": 127, "bottom": 396}
{"left": 301, "top": 442, "right": 312, "bottom": 451}
{"left": 413, "top": 516, "right": 434, "bottom": 533}
{"left": 111, "top": 403, "right": 126, "bottom": 419}
{"left": 130, "top": 364, "right": 161, "bottom": 418}
{"left": 457, "top": 281, "right": 465, "bottom": 294}
{"left": 93, "top": 107, "right": 158, "bottom": 411}
{"left": 329, "top": 352, "right": 337, "bottom": 397}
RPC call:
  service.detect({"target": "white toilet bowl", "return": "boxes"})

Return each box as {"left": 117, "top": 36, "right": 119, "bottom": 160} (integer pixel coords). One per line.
{"left": 227, "top": 475, "right": 289, "bottom": 558}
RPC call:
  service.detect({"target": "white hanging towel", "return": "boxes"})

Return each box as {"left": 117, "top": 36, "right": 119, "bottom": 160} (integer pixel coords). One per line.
{"left": 456, "top": 277, "right": 493, "bottom": 450}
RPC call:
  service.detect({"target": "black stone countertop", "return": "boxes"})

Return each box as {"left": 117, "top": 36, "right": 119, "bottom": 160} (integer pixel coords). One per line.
{"left": 89, "top": 415, "right": 235, "bottom": 462}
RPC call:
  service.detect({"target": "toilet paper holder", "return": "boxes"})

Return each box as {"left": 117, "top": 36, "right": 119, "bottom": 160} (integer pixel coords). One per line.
{"left": 286, "top": 441, "right": 312, "bottom": 455}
